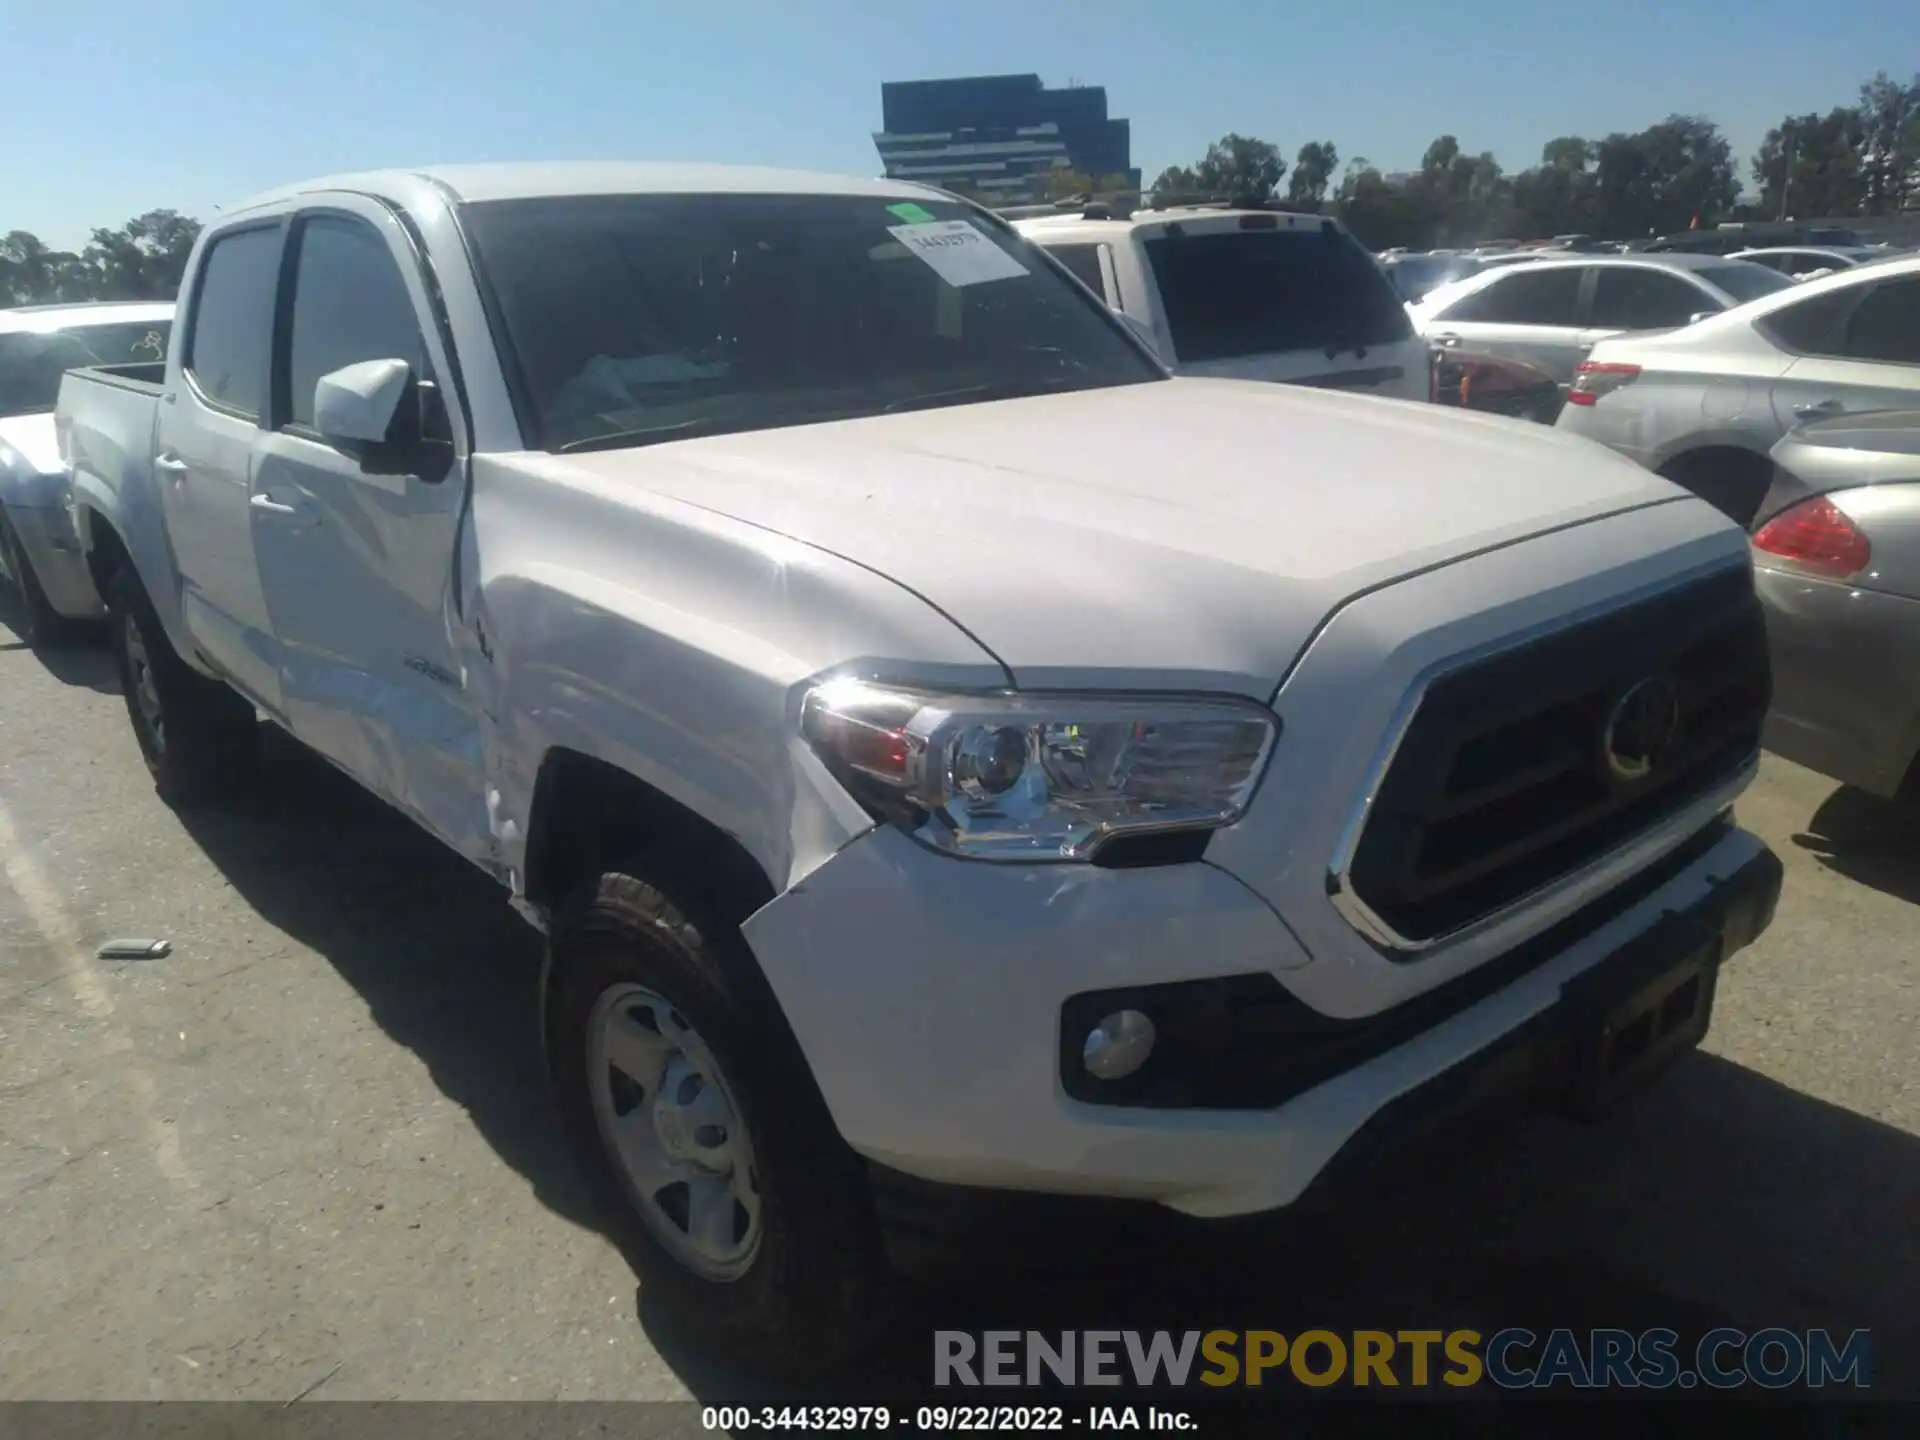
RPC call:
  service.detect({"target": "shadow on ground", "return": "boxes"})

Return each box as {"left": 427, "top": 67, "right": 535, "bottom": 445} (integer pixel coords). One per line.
{"left": 643, "top": 1050, "right": 1918, "bottom": 1414}
{"left": 172, "top": 726, "right": 602, "bottom": 1235}
{"left": 1792, "top": 786, "right": 1920, "bottom": 907}
{"left": 175, "top": 729, "right": 1918, "bottom": 1416}
{"left": 0, "top": 600, "right": 117, "bottom": 693}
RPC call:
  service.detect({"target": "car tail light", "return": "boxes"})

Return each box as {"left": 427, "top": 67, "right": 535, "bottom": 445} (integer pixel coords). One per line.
{"left": 1752, "top": 496, "right": 1870, "bottom": 579}
{"left": 1565, "top": 361, "right": 1641, "bottom": 406}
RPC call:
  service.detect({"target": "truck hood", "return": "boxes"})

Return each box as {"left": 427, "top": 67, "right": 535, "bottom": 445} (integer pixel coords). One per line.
{"left": 558, "top": 377, "right": 1686, "bottom": 697}
{"left": 0, "top": 414, "right": 61, "bottom": 480}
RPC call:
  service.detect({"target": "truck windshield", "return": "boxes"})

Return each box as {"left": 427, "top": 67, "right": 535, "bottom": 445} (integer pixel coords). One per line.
{"left": 460, "top": 192, "right": 1165, "bottom": 453}
{"left": 0, "top": 321, "right": 172, "bottom": 419}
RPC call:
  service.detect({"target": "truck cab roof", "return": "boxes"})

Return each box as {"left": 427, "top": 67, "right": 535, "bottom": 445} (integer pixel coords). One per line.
{"left": 223, "top": 162, "right": 960, "bottom": 220}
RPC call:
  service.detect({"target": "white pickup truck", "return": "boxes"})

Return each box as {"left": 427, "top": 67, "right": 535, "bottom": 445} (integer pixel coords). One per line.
{"left": 56, "top": 163, "right": 1782, "bottom": 1374}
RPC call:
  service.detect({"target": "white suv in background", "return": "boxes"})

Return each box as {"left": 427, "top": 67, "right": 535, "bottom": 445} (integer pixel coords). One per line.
{"left": 1015, "top": 205, "right": 1432, "bottom": 402}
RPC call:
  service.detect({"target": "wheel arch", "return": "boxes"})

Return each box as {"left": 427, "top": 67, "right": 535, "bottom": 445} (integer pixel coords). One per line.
{"left": 1656, "top": 443, "right": 1778, "bottom": 527}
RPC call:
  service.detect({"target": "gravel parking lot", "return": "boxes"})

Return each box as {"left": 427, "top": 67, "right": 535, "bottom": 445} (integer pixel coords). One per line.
{"left": 2, "top": 609, "right": 1916, "bottom": 1404}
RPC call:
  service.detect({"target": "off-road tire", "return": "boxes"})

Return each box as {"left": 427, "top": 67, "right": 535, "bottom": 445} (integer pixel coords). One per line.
{"left": 546, "top": 856, "right": 893, "bottom": 1377}
{"left": 106, "top": 565, "right": 258, "bottom": 806}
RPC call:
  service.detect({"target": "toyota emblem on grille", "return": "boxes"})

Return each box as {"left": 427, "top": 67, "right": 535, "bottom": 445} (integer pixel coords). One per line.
{"left": 1602, "top": 675, "right": 1680, "bottom": 783}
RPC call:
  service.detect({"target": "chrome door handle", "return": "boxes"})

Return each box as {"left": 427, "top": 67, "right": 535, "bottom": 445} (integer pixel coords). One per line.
{"left": 1433, "top": 333, "right": 1464, "bottom": 349}
{"left": 1793, "top": 399, "right": 1845, "bottom": 418}
{"left": 154, "top": 454, "right": 189, "bottom": 476}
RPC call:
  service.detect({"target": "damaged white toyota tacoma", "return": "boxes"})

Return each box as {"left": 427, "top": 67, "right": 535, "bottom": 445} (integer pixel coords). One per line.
{"left": 55, "top": 163, "right": 1782, "bottom": 1374}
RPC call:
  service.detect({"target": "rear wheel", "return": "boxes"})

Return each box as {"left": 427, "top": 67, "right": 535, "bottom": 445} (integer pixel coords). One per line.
{"left": 106, "top": 566, "right": 258, "bottom": 805}
{"left": 546, "top": 857, "right": 892, "bottom": 1376}
{"left": 0, "top": 510, "right": 68, "bottom": 650}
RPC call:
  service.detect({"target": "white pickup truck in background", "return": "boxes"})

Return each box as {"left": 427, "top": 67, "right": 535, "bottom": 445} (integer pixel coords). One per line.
{"left": 56, "top": 162, "right": 1782, "bottom": 1375}
{"left": 0, "top": 300, "right": 173, "bottom": 646}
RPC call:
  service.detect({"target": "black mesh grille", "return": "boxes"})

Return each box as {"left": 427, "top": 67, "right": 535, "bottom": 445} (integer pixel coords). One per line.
{"left": 1346, "top": 565, "right": 1770, "bottom": 947}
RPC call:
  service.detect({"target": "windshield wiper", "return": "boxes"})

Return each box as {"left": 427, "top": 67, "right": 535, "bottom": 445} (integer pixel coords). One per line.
{"left": 557, "top": 416, "right": 748, "bottom": 454}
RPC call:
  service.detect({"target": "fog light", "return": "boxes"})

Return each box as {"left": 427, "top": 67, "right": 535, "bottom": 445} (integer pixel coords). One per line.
{"left": 1083, "top": 1009, "right": 1156, "bottom": 1081}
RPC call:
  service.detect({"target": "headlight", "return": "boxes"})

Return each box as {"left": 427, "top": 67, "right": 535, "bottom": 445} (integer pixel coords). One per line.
{"left": 799, "top": 678, "right": 1277, "bottom": 861}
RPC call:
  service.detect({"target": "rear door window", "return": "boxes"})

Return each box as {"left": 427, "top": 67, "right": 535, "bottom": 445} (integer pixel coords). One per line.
{"left": 184, "top": 226, "right": 282, "bottom": 418}
{"left": 1588, "top": 268, "right": 1713, "bottom": 329}
{"left": 1142, "top": 225, "right": 1413, "bottom": 363}
{"left": 1436, "top": 267, "right": 1583, "bottom": 325}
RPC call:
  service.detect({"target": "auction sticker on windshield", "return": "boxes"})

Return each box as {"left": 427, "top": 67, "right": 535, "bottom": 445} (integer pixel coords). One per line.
{"left": 886, "top": 220, "right": 1029, "bottom": 288}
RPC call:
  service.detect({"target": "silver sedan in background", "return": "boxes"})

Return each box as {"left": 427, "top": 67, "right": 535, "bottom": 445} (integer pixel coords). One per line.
{"left": 1409, "top": 253, "right": 1792, "bottom": 394}
{"left": 1753, "top": 410, "right": 1920, "bottom": 802}
{"left": 1556, "top": 253, "right": 1920, "bottom": 524}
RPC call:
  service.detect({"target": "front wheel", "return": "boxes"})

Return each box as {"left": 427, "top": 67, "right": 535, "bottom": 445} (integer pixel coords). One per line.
{"left": 106, "top": 566, "right": 258, "bottom": 805}
{"left": 546, "top": 859, "right": 892, "bottom": 1376}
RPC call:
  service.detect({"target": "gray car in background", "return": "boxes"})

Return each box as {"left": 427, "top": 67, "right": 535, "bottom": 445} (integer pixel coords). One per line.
{"left": 1730, "top": 245, "right": 1888, "bottom": 280}
{"left": 1752, "top": 410, "right": 1920, "bottom": 801}
{"left": 1408, "top": 253, "right": 1793, "bottom": 394}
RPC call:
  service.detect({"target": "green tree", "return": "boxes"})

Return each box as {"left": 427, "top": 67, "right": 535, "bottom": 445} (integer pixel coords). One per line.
{"left": 1286, "top": 141, "right": 1339, "bottom": 209}
{"left": 1411, "top": 135, "right": 1510, "bottom": 244}
{"left": 1191, "top": 133, "right": 1287, "bottom": 201}
{"left": 1592, "top": 115, "right": 1739, "bottom": 237}
{"left": 0, "top": 230, "right": 93, "bottom": 304}
{"left": 1511, "top": 137, "right": 1598, "bottom": 238}
{"left": 1334, "top": 160, "right": 1441, "bottom": 250}
{"left": 80, "top": 210, "right": 202, "bottom": 300}
{"left": 1753, "top": 108, "right": 1867, "bottom": 219}
{"left": 1856, "top": 71, "right": 1920, "bottom": 214}
{"left": 1148, "top": 164, "right": 1201, "bottom": 200}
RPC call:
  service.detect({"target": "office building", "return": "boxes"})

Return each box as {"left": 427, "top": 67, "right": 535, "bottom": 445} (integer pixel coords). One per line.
{"left": 872, "top": 74, "right": 1140, "bottom": 202}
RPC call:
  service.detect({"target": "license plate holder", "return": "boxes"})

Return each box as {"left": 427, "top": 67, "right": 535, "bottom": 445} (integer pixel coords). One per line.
{"left": 1559, "top": 928, "right": 1721, "bottom": 1120}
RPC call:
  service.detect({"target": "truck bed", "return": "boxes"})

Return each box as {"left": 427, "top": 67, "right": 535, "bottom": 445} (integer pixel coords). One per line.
{"left": 56, "top": 362, "right": 167, "bottom": 587}
{"left": 66, "top": 360, "right": 167, "bottom": 394}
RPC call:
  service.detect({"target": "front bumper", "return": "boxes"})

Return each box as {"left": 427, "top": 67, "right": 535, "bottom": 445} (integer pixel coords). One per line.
{"left": 4, "top": 502, "right": 105, "bottom": 620}
{"left": 742, "top": 817, "right": 1779, "bottom": 1219}
{"left": 1755, "top": 563, "right": 1920, "bottom": 799}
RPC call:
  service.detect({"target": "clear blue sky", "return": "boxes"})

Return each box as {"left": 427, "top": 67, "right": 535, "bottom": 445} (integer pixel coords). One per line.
{"left": 3, "top": 0, "right": 1906, "bottom": 247}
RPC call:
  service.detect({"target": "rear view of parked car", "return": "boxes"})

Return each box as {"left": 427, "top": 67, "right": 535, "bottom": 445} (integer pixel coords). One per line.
{"left": 0, "top": 301, "right": 173, "bottom": 646}
{"left": 1557, "top": 253, "right": 1920, "bottom": 524}
{"left": 1751, "top": 410, "right": 1920, "bottom": 802}
{"left": 1017, "top": 205, "right": 1432, "bottom": 401}
{"left": 1410, "top": 255, "right": 1793, "bottom": 396}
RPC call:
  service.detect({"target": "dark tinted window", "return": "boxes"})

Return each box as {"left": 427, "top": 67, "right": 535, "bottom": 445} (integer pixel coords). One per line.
{"left": 1759, "top": 288, "right": 1859, "bottom": 353}
{"left": 1589, "top": 268, "right": 1712, "bottom": 329}
{"left": 0, "top": 320, "right": 172, "bottom": 419}
{"left": 462, "top": 193, "right": 1160, "bottom": 452}
{"left": 1045, "top": 243, "right": 1108, "bottom": 298}
{"left": 185, "top": 227, "right": 280, "bottom": 418}
{"left": 1842, "top": 278, "right": 1920, "bottom": 364}
{"left": 1142, "top": 225, "right": 1413, "bottom": 363}
{"left": 1440, "top": 266, "right": 1582, "bottom": 325}
{"left": 1697, "top": 262, "right": 1793, "bottom": 303}
{"left": 285, "top": 216, "right": 428, "bottom": 428}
